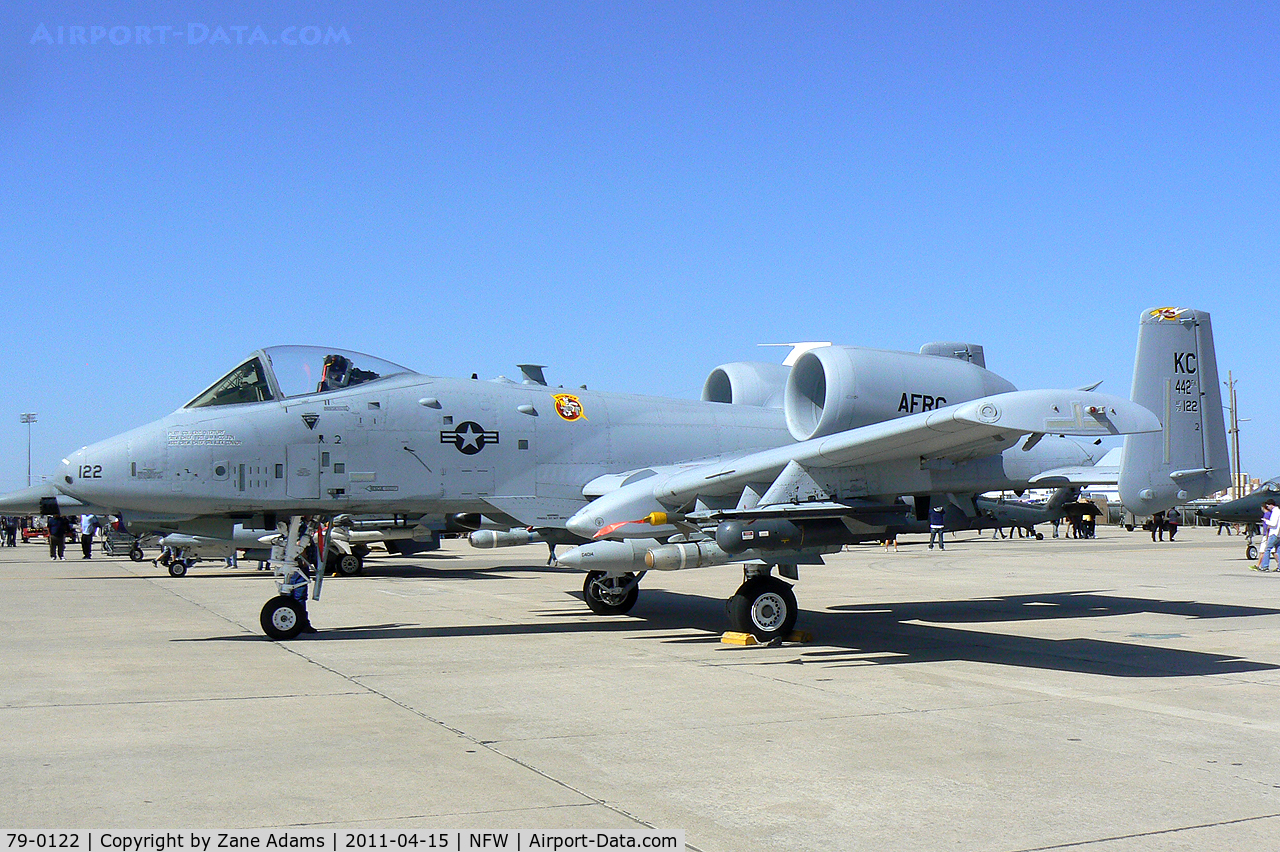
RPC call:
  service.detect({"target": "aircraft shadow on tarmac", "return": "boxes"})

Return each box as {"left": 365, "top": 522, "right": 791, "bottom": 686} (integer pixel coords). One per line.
{"left": 801, "top": 590, "right": 1280, "bottom": 676}
{"left": 182, "top": 568, "right": 1280, "bottom": 677}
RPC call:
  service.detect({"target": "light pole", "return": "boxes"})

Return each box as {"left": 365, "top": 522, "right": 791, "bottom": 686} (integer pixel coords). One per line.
{"left": 20, "top": 413, "right": 36, "bottom": 488}
{"left": 1224, "top": 374, "right": 1242, "bottom": 499}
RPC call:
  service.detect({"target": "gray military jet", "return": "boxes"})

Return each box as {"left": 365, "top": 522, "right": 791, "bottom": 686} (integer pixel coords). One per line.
{"left": 0, "top": 483, "right": 114, "bottom": 520}
{"left": 44, "top": 307, "right": 1227, "bottom": 640}
{"left": 1196, "top": 479, "right": 1279, "bottom": 560}
{"left": 549, "top": 306, "right": 1225, "bottom": 637}
{"left": 151, "top": 515, "right": 441, "bottom": 577}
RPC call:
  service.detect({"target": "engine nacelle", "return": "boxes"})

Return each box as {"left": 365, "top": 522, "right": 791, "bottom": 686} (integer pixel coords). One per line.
{"left": 783, "top": 346, "right": 1016, "bottom": 441}
{"left": 702, "top": 361, "right": 790, "bottom": 409}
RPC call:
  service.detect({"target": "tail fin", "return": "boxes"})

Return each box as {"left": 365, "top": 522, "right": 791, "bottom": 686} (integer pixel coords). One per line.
{"left": 1119, "top": 307, "right": 1230, "bottom": 514}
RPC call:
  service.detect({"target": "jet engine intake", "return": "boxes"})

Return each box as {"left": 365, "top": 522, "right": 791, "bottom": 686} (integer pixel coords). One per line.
{"left": 702, "top": 361, "right": 791, "bottom": 409}
{"left": 783, "top": 346, "right": 1017, "bottom": 441}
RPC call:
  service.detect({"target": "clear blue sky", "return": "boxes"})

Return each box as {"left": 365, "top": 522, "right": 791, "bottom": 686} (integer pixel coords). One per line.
{"left": 2, "top": 1, "right": 1275, "bottom": 491}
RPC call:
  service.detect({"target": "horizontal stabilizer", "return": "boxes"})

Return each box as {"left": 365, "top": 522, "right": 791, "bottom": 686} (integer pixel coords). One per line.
{"left": 1031, "top": 448, "right": 1123, "bottom": 486}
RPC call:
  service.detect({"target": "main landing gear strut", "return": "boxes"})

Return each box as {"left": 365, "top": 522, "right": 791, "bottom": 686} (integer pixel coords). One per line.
{"left": 581, "top": 563, "right": 800, "bottom": 642}
{"left": 583, "top": 571, "right": 643, "bottom": 615}
{"left": 728, "top": 574, "right": 798, "bottom": 641}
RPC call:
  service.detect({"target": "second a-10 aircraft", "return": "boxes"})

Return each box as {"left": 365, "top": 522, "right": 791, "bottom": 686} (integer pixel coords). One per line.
{"left": 1196, "top": 478, "right": 1280, "bottom": 561}
{"left": 45, "top": 306, "right": 1228, "bottom": 640}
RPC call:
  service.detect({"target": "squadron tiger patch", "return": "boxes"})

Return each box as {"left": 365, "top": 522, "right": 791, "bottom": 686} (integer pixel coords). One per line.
{"left": 553, "top": 393, "right": 586, "bottom": 422}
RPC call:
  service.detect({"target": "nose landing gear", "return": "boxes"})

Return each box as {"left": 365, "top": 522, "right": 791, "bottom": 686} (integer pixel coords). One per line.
{"left": 260, "top": 595, "right": 306, "bottom": 640}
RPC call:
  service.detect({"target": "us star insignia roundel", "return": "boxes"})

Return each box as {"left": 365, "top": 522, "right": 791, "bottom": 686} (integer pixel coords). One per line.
{"left": 440, "top": 421, "right": 499, "bottom": 455}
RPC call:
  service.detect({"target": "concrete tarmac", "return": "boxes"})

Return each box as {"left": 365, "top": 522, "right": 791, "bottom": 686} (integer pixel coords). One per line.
{"left": 1, "top": 526, "right": 1278, "bottom": 850}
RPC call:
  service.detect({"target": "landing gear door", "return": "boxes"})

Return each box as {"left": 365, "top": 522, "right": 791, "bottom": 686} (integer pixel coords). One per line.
{"left": 286, "top": 444, "right": 320, "bottom": 499}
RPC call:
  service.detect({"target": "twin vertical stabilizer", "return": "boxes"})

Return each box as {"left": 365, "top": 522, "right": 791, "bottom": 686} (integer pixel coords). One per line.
{"left": 1119, "top": 307, "right": 1230, "bottom": 514}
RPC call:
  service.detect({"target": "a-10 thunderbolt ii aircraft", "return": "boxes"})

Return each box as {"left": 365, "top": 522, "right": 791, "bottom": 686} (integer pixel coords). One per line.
{"left": 47, "top": 307, "right": 1227, "bottom": 640}
{"left": 152, "top": 515, "right": 441, "bottom": 577}
{"left": 1196, "top": 478, "right": 1280, "bottom": 561}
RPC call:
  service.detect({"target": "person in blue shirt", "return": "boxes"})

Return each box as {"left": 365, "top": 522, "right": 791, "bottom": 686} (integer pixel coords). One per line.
{"left": 928, "top": 505, "right": 946, "bottom": 551}
{"left": 282, "top": 561, "right": 318, "bottom": 633}
{"left": 47, "top": 515, "right": 71, "bottom": 560}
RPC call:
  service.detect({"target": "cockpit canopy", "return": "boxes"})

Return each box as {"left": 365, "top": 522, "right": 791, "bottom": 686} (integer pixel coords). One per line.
{"left": 185, "top": 346, "right": 415, "bottom": 409}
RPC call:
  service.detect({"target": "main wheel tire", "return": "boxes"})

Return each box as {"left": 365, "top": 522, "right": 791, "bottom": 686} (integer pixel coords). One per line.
{"left": 728, "top": 576, "right": 798, "bottom": 641}
{"left": 583, "top": 571, "right": 639, "bottom": 615}
{"left": 1247, "top": 544, "right": 1259, "bottom": 561}
{"left": 328, "top": 552, "right": 363, "bottom": 576}
{"left": 168, "top": 560, "right": 188, "bottom": 578}
{"left": 129, "top": 545, "right": 144, "bottom": 562}
{"left": 260, "top": 595, "right": 305, "bottom": 640}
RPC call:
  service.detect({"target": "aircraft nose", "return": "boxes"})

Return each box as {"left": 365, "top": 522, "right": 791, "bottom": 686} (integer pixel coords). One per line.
{"left": 56, "top": 454, "right": 76, "bottom": 485}
{"left": 58, "top": 436, "right": 127, "bottom": 503}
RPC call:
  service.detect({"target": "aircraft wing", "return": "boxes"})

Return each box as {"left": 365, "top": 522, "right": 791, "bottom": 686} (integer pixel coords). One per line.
{"left": 654, "top": 390, "right": 1157, "bottom": 505}
{"left": 480, "top": 496, "right": 589, "bottom": 529}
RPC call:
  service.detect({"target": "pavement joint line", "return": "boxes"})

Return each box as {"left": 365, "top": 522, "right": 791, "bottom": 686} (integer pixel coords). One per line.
{"left": 99, "top": 557, "right": 269, "bottom": 638}
{"left": 1008, "top": 811, "right": 1280, "bottom": 851}
{"left": 428, "top": 700, "right": 1056, "bottom": 747}
{"left": 266, "top": 801, "right": 629, "bottom": 828}
{"left": 941, "top": 666, "right": 1280, "bottom": 733}
{"left": 4, "top": 558, "right": 677, "bottom": 835}
{"left": 2, "top": 547, "right": 699, "bottom": 841}
{"left": 1, "top": 691, "right": 368, "bottom": 711}
{"left": 274, "top": 643, "right": 662, "bottom": 833}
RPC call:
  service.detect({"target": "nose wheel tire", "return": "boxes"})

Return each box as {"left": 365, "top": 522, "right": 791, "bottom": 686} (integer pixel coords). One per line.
{"left": 1247, "top": 544, "right": 1259, "bottom": 561}
{"left": 260, "top": 595, "right": 305, "bottom": 640}
{"left": 129, "top": 545, "right": 144, "bottom": 562}
{"left": 168, "top": 560, "right": 189, "bottom": 578}
{"left": 728, "top": 576, "right": 798, "bottom": 642}
{"left": 583, "top": 571, "right": 640, "bottom": 615}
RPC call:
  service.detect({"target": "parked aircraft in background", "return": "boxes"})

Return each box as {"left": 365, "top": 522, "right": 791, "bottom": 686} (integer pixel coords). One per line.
{"left": 0, "top": 483, "right": 113, "bottom": 520}
{"left": 153, "top": 515, "right": 441, "bottom": 577}
{"left": 39, "top": 307, "right": 1227, "bottom": 640}
{"left": 0, "top": 485, "right": 442, "bottom": 577}
{"left": 1197, "top": 478, "right": 1278, "bottom": 560}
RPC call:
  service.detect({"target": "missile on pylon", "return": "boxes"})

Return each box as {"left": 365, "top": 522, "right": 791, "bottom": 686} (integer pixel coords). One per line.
{"left": 468, "top": 528, "right": 545, "bottom": 549}
{"left": 554, "top": 538, "right": 660, "bottom": 572}
{"left": 644, "top": 539, "right": 736, "bottom": 571}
